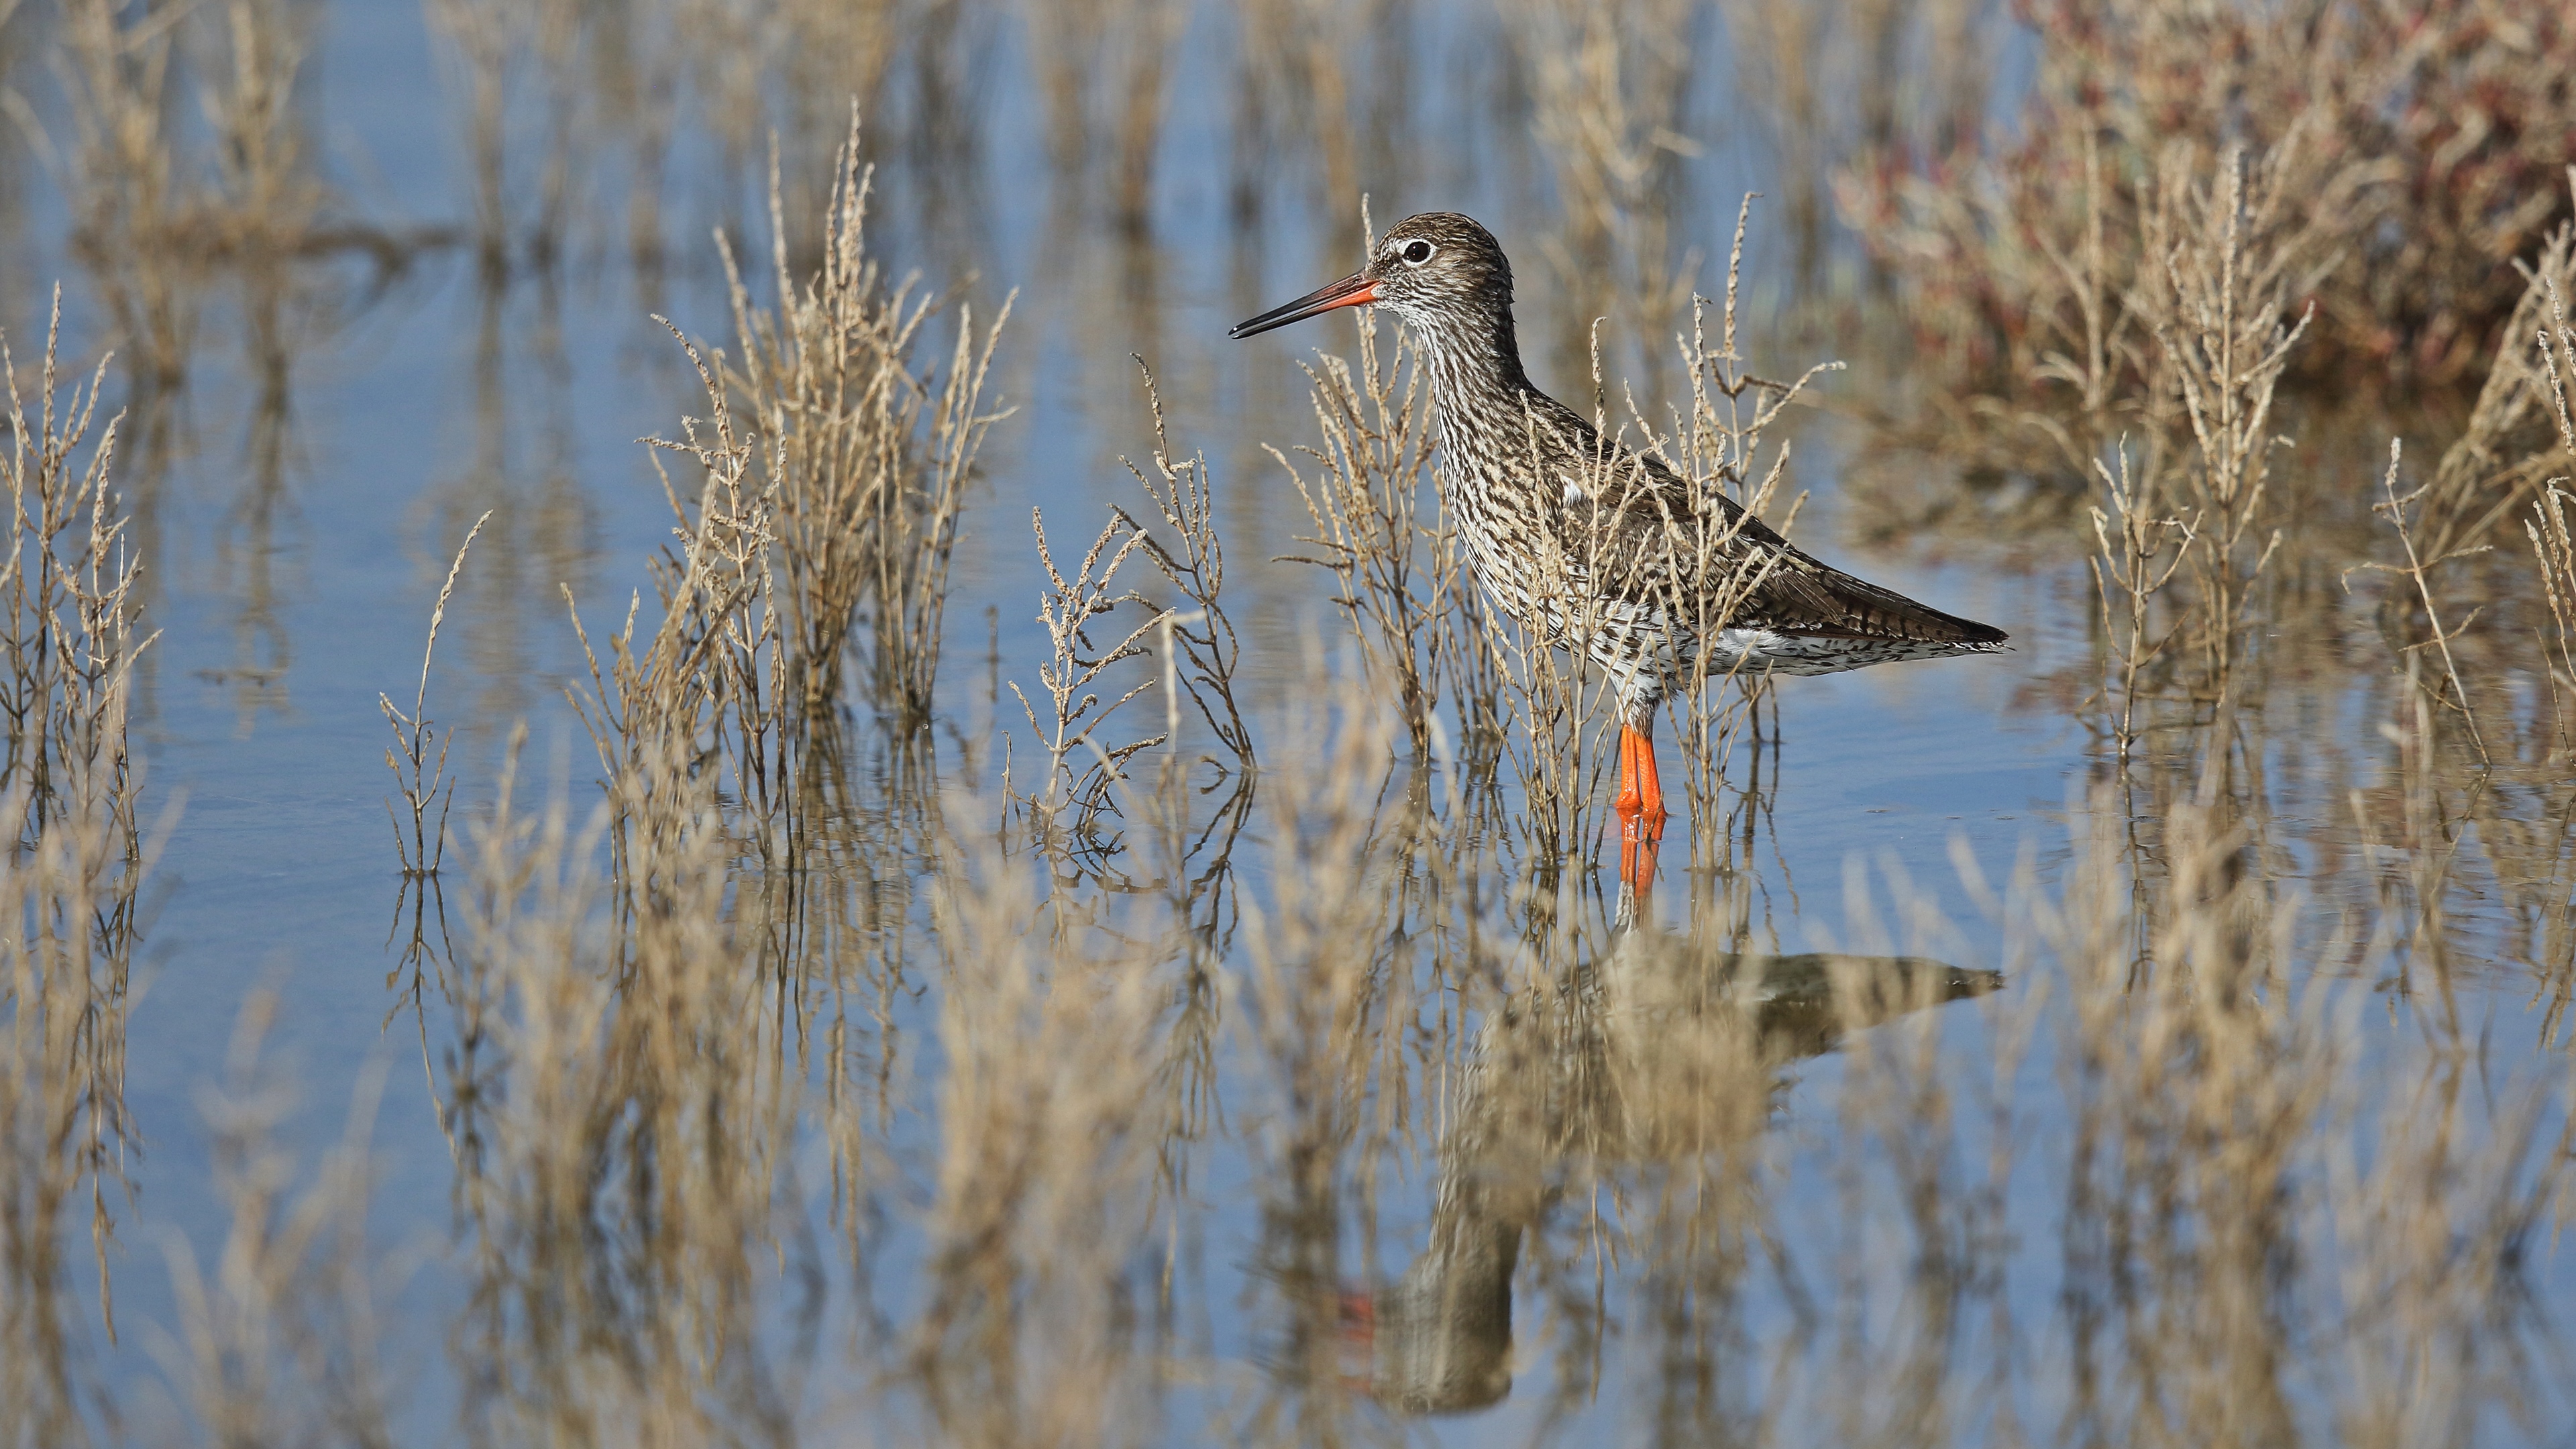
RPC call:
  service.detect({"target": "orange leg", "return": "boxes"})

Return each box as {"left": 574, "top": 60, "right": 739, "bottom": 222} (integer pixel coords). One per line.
{"left": 1337, "top": 1287, "right": 1377, "bottom": 1395}
{"left": 1614, "top": 724, "right": 1641, "bottom": 815}
{"left": 1614, "top": 722, "right": 1668, "bottom": 889}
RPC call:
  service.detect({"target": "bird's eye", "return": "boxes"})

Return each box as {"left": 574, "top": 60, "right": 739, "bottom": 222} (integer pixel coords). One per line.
{"left": 1401, "top": 239, "right": 1435, "bottom": 266}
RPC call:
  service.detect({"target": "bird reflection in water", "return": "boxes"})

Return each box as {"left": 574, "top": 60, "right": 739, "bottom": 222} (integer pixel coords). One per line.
{"left": 1296, "top": 936, "right": 2002, "bottom": 1417}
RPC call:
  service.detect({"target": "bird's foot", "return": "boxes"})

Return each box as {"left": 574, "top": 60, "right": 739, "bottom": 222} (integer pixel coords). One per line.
{"left": 1616, "top": 806, "right": 1664, "bottom": 891}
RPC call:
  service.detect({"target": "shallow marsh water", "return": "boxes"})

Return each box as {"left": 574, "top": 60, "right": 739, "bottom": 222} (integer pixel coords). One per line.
{"left": 2, "top": 1, "right": 2571, "bottom": 1445}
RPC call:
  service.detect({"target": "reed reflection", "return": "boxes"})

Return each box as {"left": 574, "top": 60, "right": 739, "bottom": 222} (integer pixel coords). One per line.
{"left": 1307, "top": 938, "right": 2002, "bottom": 1418}
{"left": 0, "top": 304, "right": 152, "bottom": 1447}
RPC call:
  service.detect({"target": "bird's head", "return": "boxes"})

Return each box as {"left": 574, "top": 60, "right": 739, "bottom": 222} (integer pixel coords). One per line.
{"left": 1230, "top": 212, "right": 1513, "bottom": 341}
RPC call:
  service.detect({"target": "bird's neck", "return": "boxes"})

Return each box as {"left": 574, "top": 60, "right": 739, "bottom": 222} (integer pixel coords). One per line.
{"left": 1414, "top": 304, "right": 1533, "bottom": 419}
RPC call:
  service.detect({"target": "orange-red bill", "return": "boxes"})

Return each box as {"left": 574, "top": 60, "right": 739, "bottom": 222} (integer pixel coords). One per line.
{"left": 1229, "top": 271, "right": 1381, "bottom": 339}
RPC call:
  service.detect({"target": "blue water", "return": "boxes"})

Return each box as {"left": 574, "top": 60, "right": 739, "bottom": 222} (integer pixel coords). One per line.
{"left": 4, "top": 1, "right": 2565, "bottom": 1442}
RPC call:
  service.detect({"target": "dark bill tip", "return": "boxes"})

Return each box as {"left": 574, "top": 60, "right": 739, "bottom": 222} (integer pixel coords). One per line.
{"left": 1229, "top": 272, "right": 1380, "bottom": 340}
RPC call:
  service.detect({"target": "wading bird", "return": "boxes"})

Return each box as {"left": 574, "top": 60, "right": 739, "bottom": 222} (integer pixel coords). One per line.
{"left": 1232, "top": 212, "right": 2004, "bottom": 887}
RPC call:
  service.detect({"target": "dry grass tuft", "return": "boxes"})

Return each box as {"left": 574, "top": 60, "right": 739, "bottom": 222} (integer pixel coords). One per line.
{"left": 443, "top": 734, "right": 810, "bottom": 1444}
{"left": 1010, "top": 362, "right": 1248, "bottom": 881}
{"left": 2423, "top": 184, "right": 2576, "bottom": 559}
{"left": 1843, "top": 0, "right": 2576, "bottom": 413}
{"left": 2520, "top": 230, "right": 2576, "bottom": 747}
{"left": 2532, "top": 484, "right": 2576, "bottom": 745}
{"left": 1654, "top": 203, "right": 1840, "bottom": 878}
{"left": 1497, "top": 0, "right": 1702, "bottom": 384}
{"left": 720, "top": 116, "right": 1013, "bottom": 729}
{"left": 156, "top": 990, "right": 397, "bottom": 1448}
{"left": 0, "top": 297, "right": 153, "bottom": 1446}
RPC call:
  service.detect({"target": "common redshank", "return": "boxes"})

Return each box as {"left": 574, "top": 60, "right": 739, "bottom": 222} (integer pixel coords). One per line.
{"left": 1232, "top": 212, "right": 2005, "bottom": 885}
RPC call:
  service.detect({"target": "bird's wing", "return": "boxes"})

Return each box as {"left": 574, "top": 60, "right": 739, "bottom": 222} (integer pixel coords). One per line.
{"left": 1529, "top": 396, "right": 2006, "bottom": 647}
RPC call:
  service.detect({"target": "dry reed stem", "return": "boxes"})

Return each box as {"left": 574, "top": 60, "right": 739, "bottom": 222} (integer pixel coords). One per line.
{"left": 2353, "top": 440, "right": 2491, "bottom": 762}
{"left": 2524, "top": 261, "right": 2576, "bottom": 747}
{"left": 2088, "top": 439, "right": 2198, "bottom": 759}
{"left": 1010, "top": 502, "right": 1169, "bottom": 848}
{"left": 564, "top": 312, "right": 790, "bottom": 930}
{"left": 381, "top": 510, "right": 492, "bottom": 878}
{"left": 1275, "top": 274, "right": 1450, "bottom": 755}
{"left": 2531, "top": 486, "right": 2576, "bottom": 749}
{"left": 1008, "top": 360, "right": 1247, "bottom": 887}
{"left": 1112, "top": 362, "right": 1251, "bottom": 775}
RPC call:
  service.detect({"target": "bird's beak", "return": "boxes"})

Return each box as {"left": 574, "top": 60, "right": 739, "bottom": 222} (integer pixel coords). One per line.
{"left": 1230, "top": 271, "right": 1380, "bottom": 339}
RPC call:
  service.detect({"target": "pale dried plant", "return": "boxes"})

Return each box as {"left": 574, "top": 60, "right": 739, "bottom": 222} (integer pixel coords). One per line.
{"left": 2532, "top": 485, "right": 2576, "bottom": 749}
{"left": 156, "top": 989, "right": 396, "bottom": 1449}
{"left": 2142, "top": 142, "right": 2317, "bottom": 682}
{"left": 1714, "top": 0, "right": 1829, "bottom": 272}
{"left": 1229, "top": 695, "right": 1472, "bottom": 1428}
{"left": 1, "top": 296, "right": 148, "bottom": 840}
{"left": 1652, "top": 201, "right": 1839, "bottom": 877}
{"left": 422, "top": 0, "right": 583, "bottom": 266}
{"left": 759, "top": 0, "right": 909, "bottom": 235}
{"left": 2523, "top": 262, "right": 2576, "bottom": 747}
{"left": 0, "top": 299, "right": 152, "bottom": 1447}
{"left": 1009, "top": 366, "right": 1247, "bottom": 877}
{"left": 1473, "top": 460, "right": 1617, "bottom": 894}
{"left": 1108, "top": 364, "right": 1250, "bottom": 777}
{"left": 2424, "top": 185, "right": 2576, "bottom": 560}
{"left": 1723, "top": 0, "right": 1992, "bottom": 282}
{"left": 565, "top": 321, "right": 788, "bottom": 897}
{"left": 1010, "top": 497, "right": 1170, "bottom": 852}
{"left": 2351, "top": 440, "right": 2490, "bottom": 763}
{"left": 445, "top": 736, "right": 808, "bottom": 1444}
{"left": 1227, "top": 0, "right": 1366, "bottom": 234}
{"left": 2365, "top": 657, "right": 2489, "bottom": 997}
{"left": 421, "top": 0, "right": 512, "bottom": 260}
{"left": 1026, "top": 0, "right": 1187, "bottom": 232}
{"left": 380, "top": 510, "right": 492, "bottom": 878}
{"left": 1726, "top": 755, "right": 2575, "bottom": 1444}
{"left": 191, "top": 0, "right": 326, "bottom": 244}
{"left": 1232, "top": 688, "right": 1435, "bottom": 1172}
{"left": 1845, "top": 0, "right": 2571, "bottom": 424}
{"left": 1104, "top": 374, "right": 1260, "bottom": 954}
{"left": 56, "top": 0, "right": 344, "bottom": 392}
{"left": 719, "top": 117, "right": 1013, "bottom": 728}
{"left": 56, "top": 0, "right": 193, "bottom": 384}
{"left": 1809, "top": 859, "right": 2033, "bottom": 1448}
{"left": 1275, "top": 294, "right": 1450, "bottom": 755}
{"left": 906, "top": 824, "right": 1171, "bottom": 1446}
{"left": 1892, "top": 782, "right": 2569, "bottom": 1446}
{"left": 2088, "top": 441, "right": 2198, "bottom": 759}
{"left": 1495, "top": 0, "right": 1701, "bottom": 382}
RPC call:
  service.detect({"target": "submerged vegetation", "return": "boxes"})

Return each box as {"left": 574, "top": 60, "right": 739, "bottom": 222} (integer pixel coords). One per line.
{"left": 0, "top": 0, "right": 2570, "bottom": 1445}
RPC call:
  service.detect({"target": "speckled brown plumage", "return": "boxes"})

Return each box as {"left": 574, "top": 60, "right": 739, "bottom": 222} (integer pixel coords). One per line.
{"left": 1234, "top": 211, "right": 2006, "bottom": 869}
{"left": 1237, "top": 212, "right": 2005, "bottom": 724}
